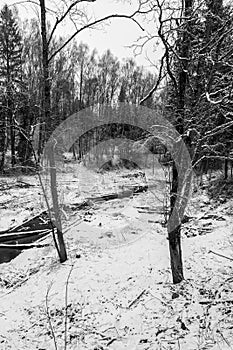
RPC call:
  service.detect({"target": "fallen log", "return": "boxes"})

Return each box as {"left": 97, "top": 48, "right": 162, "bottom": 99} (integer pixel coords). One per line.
{"left": 15, "top": 180, "right": 35, "bottom": 188}
{"left": 88, "top": 193, "right": 118, "bottom": 202}
{"left": 4, "top": 210, "right": 52, "bottom": 233}
{"left": 87, "top": 184, "right": 148, "bottom": 203}
{"left": 0, "top": 229, "right": 51, "bottom": 243}
{"left": 0, "top": 243, "right": 50, "bottom": 250}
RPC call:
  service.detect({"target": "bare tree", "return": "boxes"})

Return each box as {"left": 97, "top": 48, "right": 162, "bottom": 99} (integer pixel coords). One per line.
{"left": 38, "top": 0, "right": 147, "bottom": 263}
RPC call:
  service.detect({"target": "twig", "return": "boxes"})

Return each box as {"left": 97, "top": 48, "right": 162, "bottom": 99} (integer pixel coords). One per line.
{"left": 93, "top": 330, "right": 118, "bottom": 347}
{"left": 140, "top": 53, "right": 166, "bottom": 105}
{"left": 64, "top": 264, "right": 75, "bottom": 350}
{"left": 127, "top": 289, "right": 146, "bottom": 309}
{"left": 106, "top": 337, "right": 118, "bottom": 346}
{"left": 93, "top": 330, "right": 112, "bottom": 341}
{"left": 209, "top": 250, "right": 233, "bottom": 262}
{"left": 216, "top": 328, "right": 232, "bottom": 348}
{"left": 45, "top": 283, "right": 58, "bottom": 350}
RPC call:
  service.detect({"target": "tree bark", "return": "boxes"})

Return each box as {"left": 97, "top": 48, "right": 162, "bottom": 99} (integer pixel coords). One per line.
{"left": 39, "top": 0, "right": 51, "bottom": 156}
{"left": 169, "top": 164, "right": 184, "bottom": 283}
{"left": 39, "top": 0, "right": 67, "bottom": 262}
{"left": 49, "top": 143, "right": 67, "bottom": 263}
{"left": 9, "top": 109, "right": 16, "bottom": 167}
{"left": 168, "top": 0, "right": 193, "bottom": 284}
{"left": 0, "top": 106, "right": 7, "bottom": 171}
{"left": 224, "top": 158, "right": 228, "bottom": 179}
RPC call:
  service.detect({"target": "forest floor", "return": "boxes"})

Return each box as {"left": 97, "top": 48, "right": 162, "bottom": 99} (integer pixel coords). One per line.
{"left": 0, "top": 162, "right": 233, "bottom": 350}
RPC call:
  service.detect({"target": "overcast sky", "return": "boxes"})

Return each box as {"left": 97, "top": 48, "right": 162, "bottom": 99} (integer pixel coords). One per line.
{"left": 4, "top": 0, "right": 162, "bottom": 71}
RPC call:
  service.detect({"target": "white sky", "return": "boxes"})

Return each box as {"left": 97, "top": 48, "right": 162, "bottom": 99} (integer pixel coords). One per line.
{"left": 3, "top": 0, "right": 162, "bottom": 71}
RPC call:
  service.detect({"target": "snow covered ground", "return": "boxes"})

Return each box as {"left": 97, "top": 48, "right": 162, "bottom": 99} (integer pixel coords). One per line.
{"left": 0, "top": 163, "right": 232, "bottom": 349}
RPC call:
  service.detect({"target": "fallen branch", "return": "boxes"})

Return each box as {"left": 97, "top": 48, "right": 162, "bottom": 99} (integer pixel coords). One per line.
{"left": 93, "top": 330, "right": 112, "bottom": 341}
{"left": 90, "top": 184, "right": 148, "bottom": 202}
{"left": 16, "top": 180, "right": 35, "bottom": 188}
{"left": 199, "top": 299, "right": 233, "bottom": 305}
{"left": 92, "top": 330, "right": 118, "bottom": 346}
{"left": 0, "top": 229, "right": 51, "bottom": 243}
{"left": 0, "top": 243, "right": 50, "bottom": 250}
{"left": 6, "top": 210, "right": 49, "bottom": 233}
{"left": 0, "top": 277, "right": 29, "bottom": 298}
{"left": 209, "top": 250, "right": 233, "bottom": 262}
{"left": 127, "top": 289, "right": 146, "bottom": 309}
{"left": 106, "top": 337, "right": 118, "bottom": 346}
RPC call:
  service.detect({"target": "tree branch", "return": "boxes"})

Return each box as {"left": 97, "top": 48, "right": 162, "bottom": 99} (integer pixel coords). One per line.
{"left": 156, "top": 0, "right": 178, "bottom": 93}
{"left": 48, "top": 12, "right": 145, "bottom": 62}
{"left": 47, "top": 0, "right": 95, "bottom": 46}
{"left": 139, "top": 52, "right": 166, "bottom": 105}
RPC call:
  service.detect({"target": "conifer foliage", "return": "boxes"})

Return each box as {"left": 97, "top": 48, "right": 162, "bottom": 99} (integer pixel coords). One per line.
{"left": 0, "top": 5, "right": 23, "bottom": 169}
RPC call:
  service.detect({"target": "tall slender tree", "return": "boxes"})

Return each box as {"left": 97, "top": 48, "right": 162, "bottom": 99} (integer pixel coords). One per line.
{"left": 0, "top": 4, "right": 23, "bottom": 168}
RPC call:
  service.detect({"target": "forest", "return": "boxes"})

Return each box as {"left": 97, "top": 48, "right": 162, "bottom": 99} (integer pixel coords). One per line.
{"left": 0, "top": 0, "right": 233, "bottom": 349}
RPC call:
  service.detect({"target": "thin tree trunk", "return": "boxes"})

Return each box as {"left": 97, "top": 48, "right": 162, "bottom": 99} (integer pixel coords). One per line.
{"left": 40, "top": 0, "right": 67, "bottom": 262}
{"left": 6, "top": 87, "right": 16, "bottom": 167}
{"left": 224, "top": 158, "right": 228, "bottom": 179}
{"left": 0, "top": 108, "right": 7, "bottom": 171}
{"left": 49, "top": 143, "right": 67, "bottom": 263}
{"left": 9, "top": 111, "right": 16, "bottom": 167}
{"left": 40, "top": 0, "right": 51, "bottom": 145}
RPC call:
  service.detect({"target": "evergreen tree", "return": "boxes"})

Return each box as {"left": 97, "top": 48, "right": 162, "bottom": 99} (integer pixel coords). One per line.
{"left": 0, "top": 4, "right": 23, "bottom": 169}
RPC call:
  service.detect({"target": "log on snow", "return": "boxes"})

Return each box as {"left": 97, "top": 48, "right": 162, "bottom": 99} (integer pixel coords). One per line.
{"left": 0, "top": 229, "right": 51, "bottom": 243}
{"left": 0, "top": 243, "right": 50, "bottom": 250}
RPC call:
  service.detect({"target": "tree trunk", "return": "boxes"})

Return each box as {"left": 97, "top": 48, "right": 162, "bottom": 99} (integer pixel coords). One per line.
{"left": 17, "top": 107, "right": 34, "bottom": 167}
{"left": 6, "top": 88, "right": 16, "bottom": 167}
{"left": 168, "top": 163, "right": 184, "bottom": 284}
{"left": 0, "top": 107, "right": 7, "bottom": 172}
{"left": 39, "top": 0, "right": 51, "bottom": 149}
{"left": 9, "top": 111, "right": 16, "bottom": 167}
{"left": 49, "top": 143, "right": 67, "bottom": 263}
{"left": 224, "top": 158, "right": 228, "bottom": 179}
{"left": 168, "top": 0, "right": 193, "bottom": 284}
{"left": 40, "top": 0, "right": 67, "bottom": 262}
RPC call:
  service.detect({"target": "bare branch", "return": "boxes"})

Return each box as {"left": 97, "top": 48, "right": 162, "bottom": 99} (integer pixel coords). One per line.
{"left": 64, "top": 264, "right": 74, "bottom": 350}
{"left": 140, "top": 52, "right": 166, "bottom": 105}
{"left": 48, "top": 12, "right": 145, "bottom": 62}
{"left": 45, "top": 283, "right": 58, "bottom": 350}
{"left": 156, "top": 0, "right": 178, "bottom": 93}
{"left": 9, "top": 0, "right": 56, "bottom": 14}
{"left": 209, "top": 250, "right": 233, "bottom": 262}
{"left": 48, "top": 0, "right": 95, "bottom": 46}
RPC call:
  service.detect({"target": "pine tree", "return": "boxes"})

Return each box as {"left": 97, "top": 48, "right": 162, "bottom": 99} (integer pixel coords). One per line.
{"left": 0, "top": 4, "right": 23, "bottom": 169}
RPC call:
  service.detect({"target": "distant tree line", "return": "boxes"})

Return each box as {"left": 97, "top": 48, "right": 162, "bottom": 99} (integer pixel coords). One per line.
{"left": 0, "top": 4, "right": 157, "bottom": 172}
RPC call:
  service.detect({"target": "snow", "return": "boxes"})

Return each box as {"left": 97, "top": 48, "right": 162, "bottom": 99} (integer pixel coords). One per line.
{"left": 0, "top": 164, "right": 232, "bottom": 349}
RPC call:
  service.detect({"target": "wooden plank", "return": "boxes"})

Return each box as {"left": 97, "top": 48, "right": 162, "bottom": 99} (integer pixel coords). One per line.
{"left": 6, "top": 210, "right": 50, "bottom": 233}
{"left": 0, "top": 229, "right": 51, "bottom": 243}
{"left": 0, "top": 243, "right": 49, "bottom": 250}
